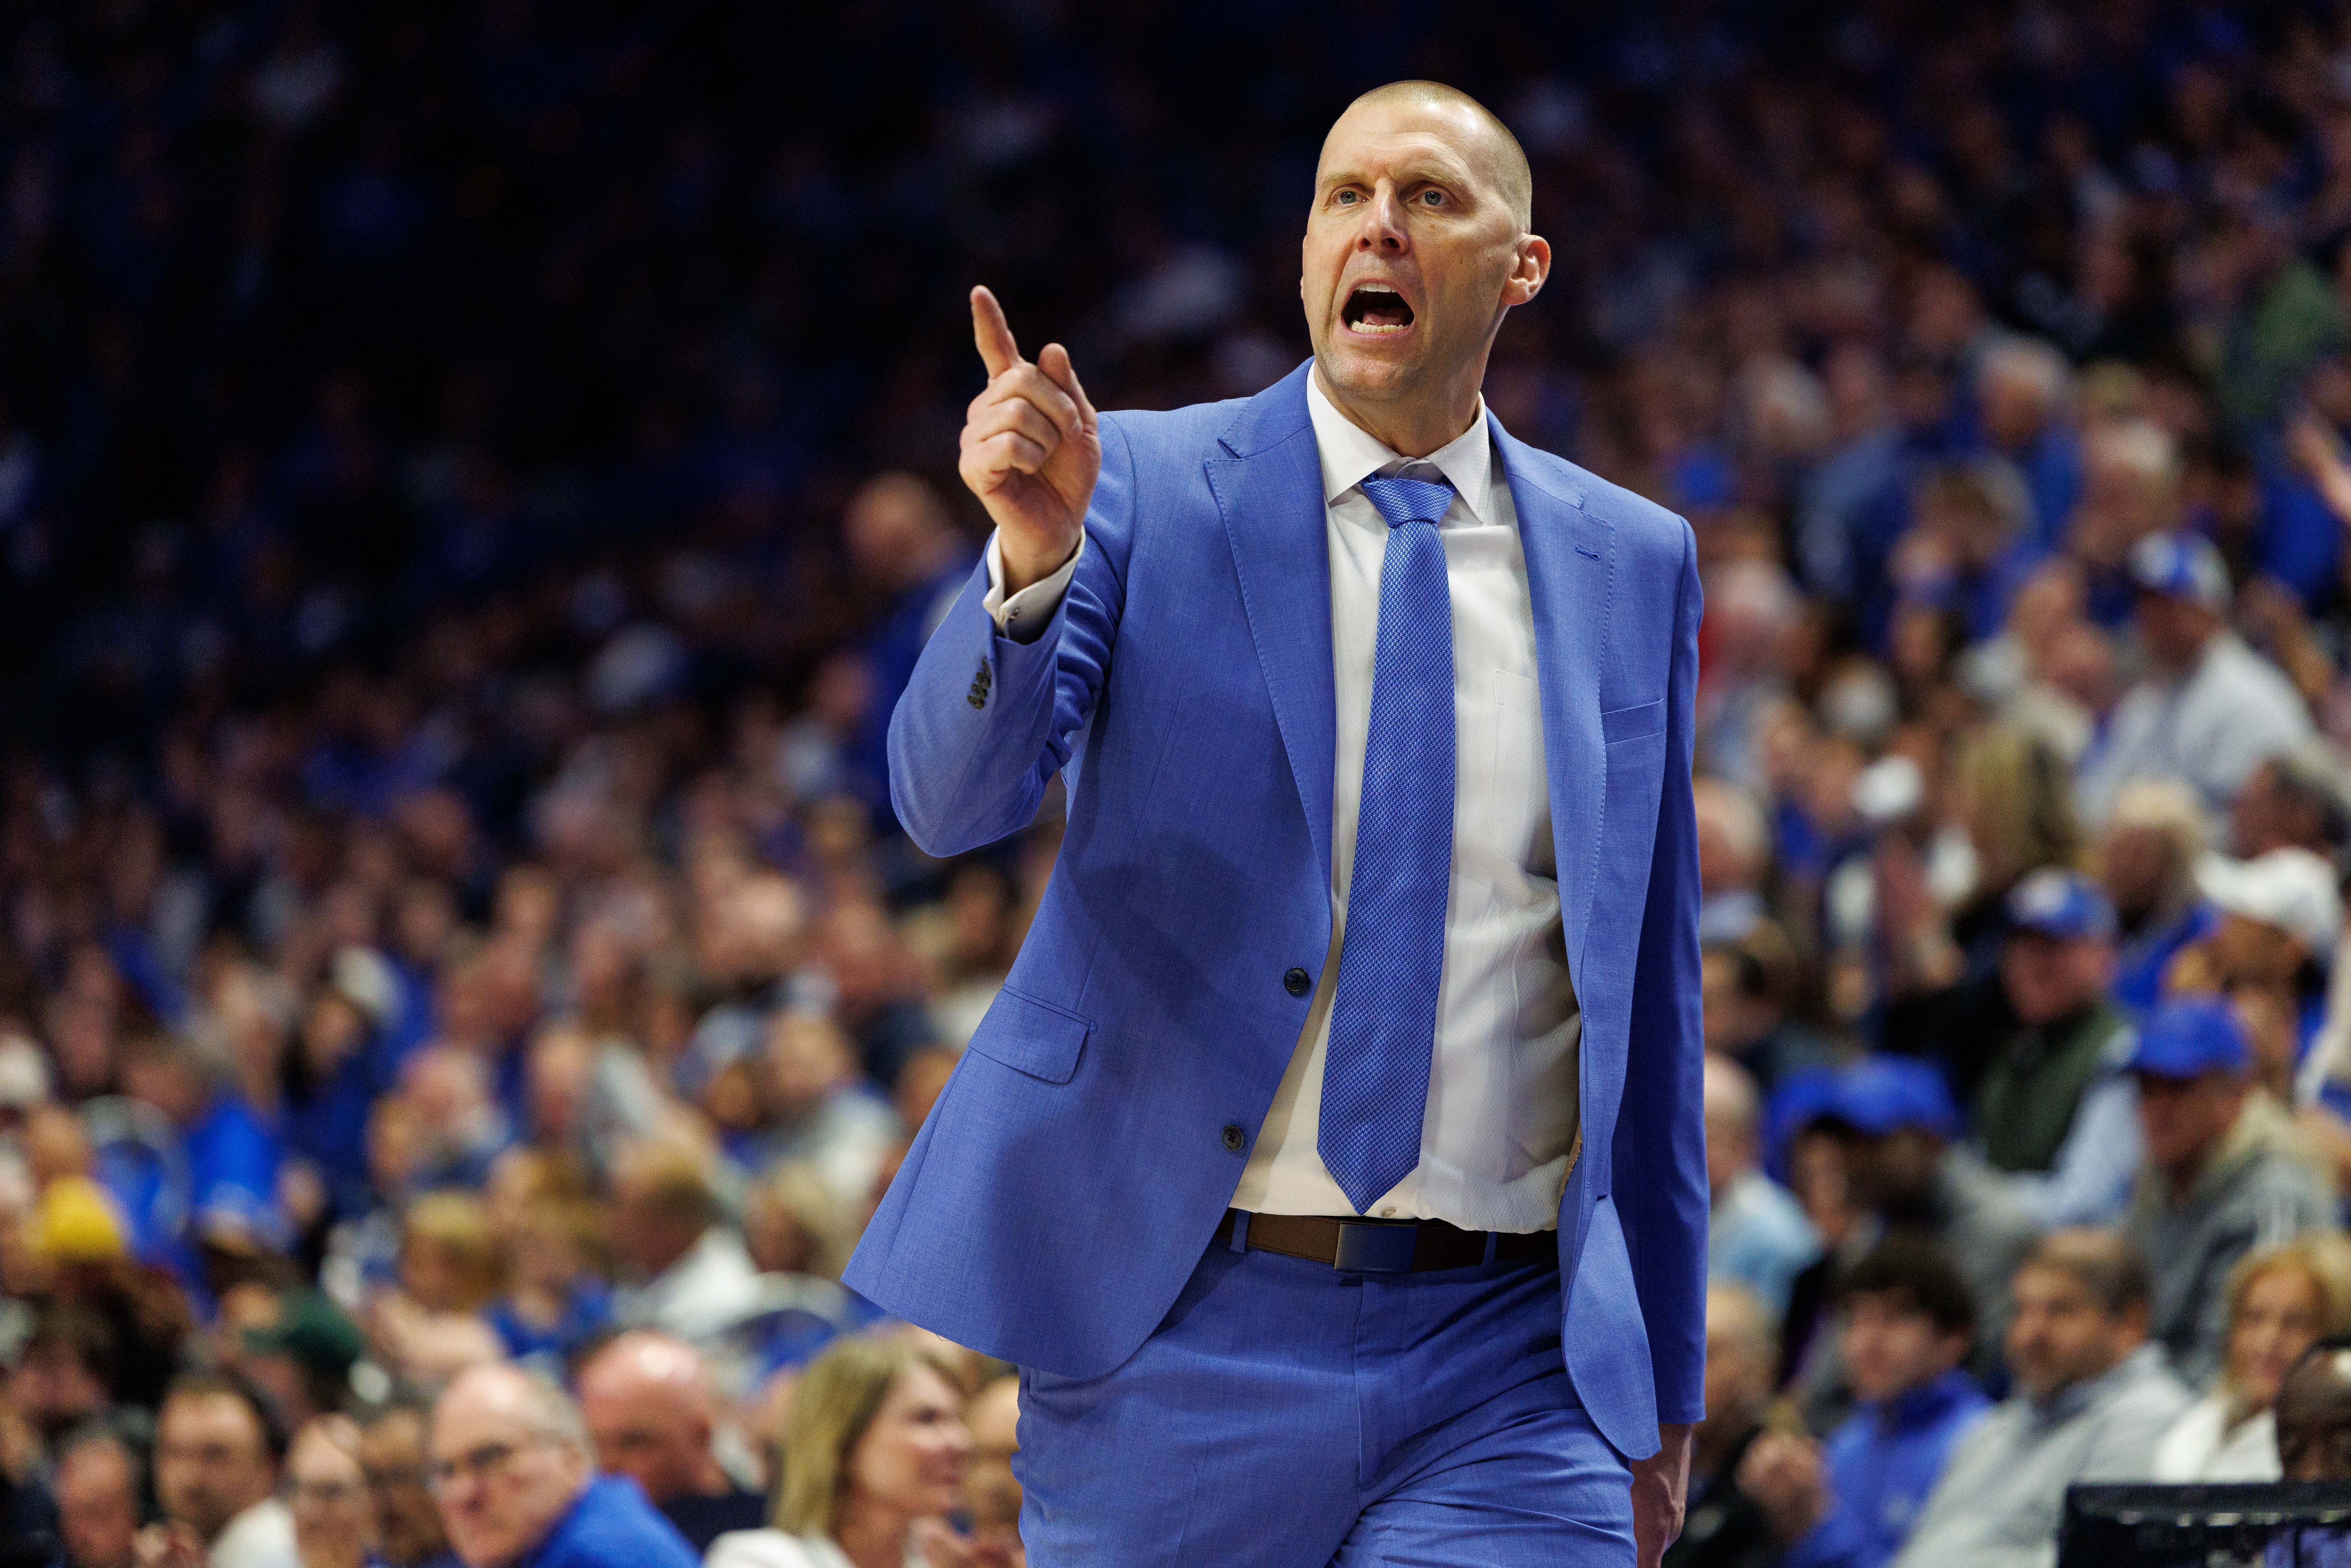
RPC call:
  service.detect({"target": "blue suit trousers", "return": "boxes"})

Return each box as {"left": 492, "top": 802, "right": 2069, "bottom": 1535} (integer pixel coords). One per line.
{"left": 1015, "top": 1237, "right": 1635, "bottom": 1565}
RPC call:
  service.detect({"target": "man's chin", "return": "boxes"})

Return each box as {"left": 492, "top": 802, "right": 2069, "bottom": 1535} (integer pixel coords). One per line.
{"left": 1315, "top": 346, "right": 1424, "bottom": 404}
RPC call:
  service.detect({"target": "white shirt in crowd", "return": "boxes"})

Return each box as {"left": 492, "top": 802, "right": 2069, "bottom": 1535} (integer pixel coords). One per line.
{"left": 709, "top": 1529, "right": 926, "bottom": 1568}
{"left": 209, "top": 1496, "right": 296, "bottom": 1568}
{"left": 983, "top": 371, "right": 1580, "bottom": 1233}
{"left": 2074, "top": 631, "right": 2310, "bottom": 827}
{"left": 2149, "top": 1393, "right": 2280, "bottom": 1482}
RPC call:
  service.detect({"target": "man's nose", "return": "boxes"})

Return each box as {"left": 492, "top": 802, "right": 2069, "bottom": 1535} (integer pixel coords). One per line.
{"left": 1355, "top": 187, "right": 1410, "bottom": 251}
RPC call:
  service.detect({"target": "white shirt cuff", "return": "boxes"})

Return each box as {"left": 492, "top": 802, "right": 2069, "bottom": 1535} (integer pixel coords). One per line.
{"left": 982, "top": 531, "right": 1082, "bottom": 643}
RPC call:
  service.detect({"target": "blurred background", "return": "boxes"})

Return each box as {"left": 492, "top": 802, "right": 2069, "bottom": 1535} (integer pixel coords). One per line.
{"left": 17, "top": 3, "right": 2351, "bottom": 1568}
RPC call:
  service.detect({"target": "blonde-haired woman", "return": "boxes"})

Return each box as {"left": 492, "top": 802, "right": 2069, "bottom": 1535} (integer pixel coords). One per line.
{"left": 2153, "top": 1235, "right": 2351, "bottom": 1479}
{"left": 709, "top": 1338, "right": 976, "bottom": 1568}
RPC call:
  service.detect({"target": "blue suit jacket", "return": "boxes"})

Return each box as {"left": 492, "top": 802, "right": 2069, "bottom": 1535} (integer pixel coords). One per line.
{"left": 843, "top": 362, "right": 1707, "bottom": 1458}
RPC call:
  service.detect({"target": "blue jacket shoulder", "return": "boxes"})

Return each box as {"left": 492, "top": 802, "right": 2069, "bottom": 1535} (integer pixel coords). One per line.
{"left": 1099, "top": 396, "right": 1250, "bottom": 464}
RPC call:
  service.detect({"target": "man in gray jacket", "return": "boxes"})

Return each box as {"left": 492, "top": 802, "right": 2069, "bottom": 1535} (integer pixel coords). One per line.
{"left": 1894, "top": 1229, "right": 2190, "bottom": 1568}
{"left": 2121, "top": 996, "right": 2332, "bottom": 1387}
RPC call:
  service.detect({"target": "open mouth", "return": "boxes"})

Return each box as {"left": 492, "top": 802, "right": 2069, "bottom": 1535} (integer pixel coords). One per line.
{"left": 1342, "top": 282, "right": 1415, "bottom": 335}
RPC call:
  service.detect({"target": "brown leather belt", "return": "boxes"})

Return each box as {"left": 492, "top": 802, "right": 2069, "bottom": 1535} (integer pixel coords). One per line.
{"left": 1215, "top": 1209, "right": 1555, "bottom": 1274}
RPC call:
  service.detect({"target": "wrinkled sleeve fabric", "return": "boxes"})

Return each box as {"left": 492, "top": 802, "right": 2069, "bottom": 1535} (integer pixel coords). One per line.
{"left": 887, "top": 418, "right": 1135, "bottom": 857}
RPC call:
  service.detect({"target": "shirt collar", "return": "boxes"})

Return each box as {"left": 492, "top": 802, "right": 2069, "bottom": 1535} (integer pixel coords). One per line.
{"left": 1305, "top": 366, "right": 1497, "bottom": 526}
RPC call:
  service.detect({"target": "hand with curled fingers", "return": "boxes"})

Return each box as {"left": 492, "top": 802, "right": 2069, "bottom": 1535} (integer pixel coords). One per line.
{"left": 959, "top": 285, "right": 1099, "bottom": 593}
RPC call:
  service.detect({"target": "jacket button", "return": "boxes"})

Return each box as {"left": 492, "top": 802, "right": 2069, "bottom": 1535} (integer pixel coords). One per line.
{"left": 1283, "top": 967, "right": 1310, "bottom": 997}
{"left": 1221, "top": 1123, "right": 1246, "bottom": 1153}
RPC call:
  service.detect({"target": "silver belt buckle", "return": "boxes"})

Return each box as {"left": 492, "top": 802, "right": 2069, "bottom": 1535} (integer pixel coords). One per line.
{"left": 1333, "top": 1220, "right": 1418, "bottom": 1273}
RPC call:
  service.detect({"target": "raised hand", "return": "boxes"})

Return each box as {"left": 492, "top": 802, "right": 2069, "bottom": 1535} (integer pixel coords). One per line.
{"left": 959, "top": 285, "right": 1100, "bottom": 592}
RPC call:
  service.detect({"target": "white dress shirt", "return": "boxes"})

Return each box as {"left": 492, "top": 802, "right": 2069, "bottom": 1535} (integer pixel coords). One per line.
{"left": 983, "top": 370, "right": 1578, "bottom": 1233}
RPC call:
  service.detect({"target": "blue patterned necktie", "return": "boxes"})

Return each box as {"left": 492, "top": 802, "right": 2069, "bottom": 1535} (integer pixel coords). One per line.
{"left": 1320, "top": 470, "right": 1458, "bottom": 1214}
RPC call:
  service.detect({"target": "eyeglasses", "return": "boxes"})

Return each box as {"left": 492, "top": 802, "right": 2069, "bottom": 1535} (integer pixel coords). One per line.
{"left": 425, "top": 1437, "right": 552, "bottom": 1498}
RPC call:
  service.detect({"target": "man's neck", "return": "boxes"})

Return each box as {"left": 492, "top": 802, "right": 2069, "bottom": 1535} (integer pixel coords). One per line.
{"left": 1309, "top": 362, "right": 1480, "bottom": 459}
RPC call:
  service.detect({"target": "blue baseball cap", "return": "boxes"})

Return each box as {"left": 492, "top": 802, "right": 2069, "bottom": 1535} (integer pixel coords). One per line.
{"left": 2128, "top": 530, "right": 2231, "bottom": 611}
{"left": 2124, "top": 996, "right": 2250, "bottom": 1080}
{"left": 2005, "top": 868, "right": 2118, "bottom": 943}
{"left": 1826, "top": 1056, "right": 1961, "bottom": 1140}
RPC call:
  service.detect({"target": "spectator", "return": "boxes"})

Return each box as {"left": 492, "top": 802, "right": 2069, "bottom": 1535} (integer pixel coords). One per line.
{"left": 1893, "top": 1230, "right": 2191, "bottom": 1568}
{"left": 2122, "top": 997, "right": 2333, "bottom": 1387}
{"left": 481, "top": 1193, "right": 611, "bottom": 1372}
{"left": 2174, "top": 846, "right": 2343, "bottom": 1091}
{"left": 2231, "top": 741, "right": 2351, "bottom": 863}
{"left": 370, "top": 1194, "right": 505, "bottom": 1388}
{"left": 355, "top": 1403, "right": 456, "bottom": 1568}
{"left": 11, "top": 1306, "right": 120, "bottom": 1445}
{"left": 285, "top": 1418, "right": 374, "bottom": 1568}
{"left": 2265, "top": 1339, "right": 2351, "bottom": 1564}
{"left": 2098, "top": 781, "right": 2215, "bottom": 1013}
{"left": 55, "top": 1427, "right": 143, "bottom": 1568}
{"left": 2277, "top": 1338, "right": 2351, "bottom": 1481}
{"left": 1740, "top": 1238, "right": 1989, "bottom": 1568}
{"left": 1818, "top": 1057, "right": 2041, "bottom": 1349}
{"left": 842, "top": 474, "right": 979, "bottom": 823}
{"left": 2075, "top": 531, "right": 2311, "bottom": 828}
{"left": 1702, "top": 924, "right": 1838, "bottom": 1098}
{"left": 606, "top": 1141, "right": 768, "bottom": 1372}
{"left": 706, "top": 1339, "right": 974, "bottom": 1568}
{"left": 116, "top": 1036, "right": 286, "bottom": 1262}
{"left": 1694, "top": 779, "right": 1776, "bottom": 945}
{"left": 573, "top": 1332, "right": 766, "bottom": 1554}
{"left": 1663, "top": 1283, "right": 1784, "bottom": 1568}
{"left": 748, "top": 1016, "right": 899, "bottom": 1217}
{"left": 2069, "top": 419, "right": 2183, "bottom": 631}
{"left": 1916, "top": 869, "right": 2140, "bottom": 1229}
{"left": 141, "top": 1373, "right": 294, "bottom": 1568}
{"left": 425, "top": 1364, "right": 696, "bottom": 1568}
{"left": 962, "top": 1375, "right": 1022, "bottom": 1568}
{"left": 2154, "top": 1235, "right": 2351, "bottom": 1481}
{"left": 1974, "top": 338, "right": 2081, "bottom": 554}
{"left": 1706, "top": 1053, "right": 1820, "bottom": 1317}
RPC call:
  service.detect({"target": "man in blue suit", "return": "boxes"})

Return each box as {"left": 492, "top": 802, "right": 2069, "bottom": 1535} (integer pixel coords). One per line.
{"left": 845, "top": 79, "right": 1705, "bottom": 1565}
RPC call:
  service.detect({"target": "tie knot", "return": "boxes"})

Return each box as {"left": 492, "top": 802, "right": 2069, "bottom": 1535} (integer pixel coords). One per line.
{"left": 1359, "top": 472, "right": 1456, "bottom": 531}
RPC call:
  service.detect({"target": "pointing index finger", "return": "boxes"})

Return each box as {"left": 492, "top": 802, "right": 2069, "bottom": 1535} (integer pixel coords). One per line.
{"left": 971, "top": 285, "right": 1021, "bottom": 378}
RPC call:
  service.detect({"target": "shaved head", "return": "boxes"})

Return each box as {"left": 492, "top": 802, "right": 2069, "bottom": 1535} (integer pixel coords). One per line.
{"left": 574, "top": 1332, "right": 725, "bottom": 1505}
{"left": 1336, "top": 81, "right": 1531, "bottom": 230}
{"left": 1303, "top": 78, "right": 1549, "bottom": 456}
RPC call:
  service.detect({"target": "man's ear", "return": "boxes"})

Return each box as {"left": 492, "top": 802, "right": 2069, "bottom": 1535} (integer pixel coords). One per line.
{"left": 1503, "top": 235, "right": 1550, "bottom": 308}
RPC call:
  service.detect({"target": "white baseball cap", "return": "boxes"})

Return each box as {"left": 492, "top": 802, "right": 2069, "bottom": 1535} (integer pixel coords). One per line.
{"left": 2196, "top": 847, "right": 2344, "bottom": 954}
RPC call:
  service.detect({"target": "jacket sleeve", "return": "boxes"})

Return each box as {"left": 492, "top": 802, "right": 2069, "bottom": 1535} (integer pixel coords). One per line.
{"left": 887, "top": 417, "right": 1136, "bottom": 856}
{"left": 1621, "top": 520, "right": 1709, "bottom": 1427}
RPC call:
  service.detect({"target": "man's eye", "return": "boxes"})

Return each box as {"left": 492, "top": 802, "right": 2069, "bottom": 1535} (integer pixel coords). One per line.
{"left": 1335, "top": 190, "right": 1357, "bottom": 205}
{"left": 1421, "top": 189, "right": 1444, "bottom": 205}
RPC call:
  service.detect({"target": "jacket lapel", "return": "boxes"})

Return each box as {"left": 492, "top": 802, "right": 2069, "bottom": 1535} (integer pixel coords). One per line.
{"left": 1207, "top": 362, "right": 1338, "bottom": 886}
{"left": 1491, "top": 416, "right": 1610, "bottom": 992}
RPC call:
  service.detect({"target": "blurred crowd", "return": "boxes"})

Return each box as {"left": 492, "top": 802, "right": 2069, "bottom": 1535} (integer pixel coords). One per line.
{"left": 29, "top": 2, "right": 2351, "bottom": 1568}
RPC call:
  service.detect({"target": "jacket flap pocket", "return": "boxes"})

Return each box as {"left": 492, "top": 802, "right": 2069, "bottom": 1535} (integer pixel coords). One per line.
{"left": 1600, "top": 698, "right": 1665, "bottom": 745}
{"left": 966, "top": 987, "right": 1092, "bottom": 1084}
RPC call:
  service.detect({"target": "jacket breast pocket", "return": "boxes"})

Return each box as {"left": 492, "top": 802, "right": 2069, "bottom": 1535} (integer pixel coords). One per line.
{"left": 965, "top": 987, "right": 1093, "bottom": 1084}
{"left": 1600, "top": 698, "right": 1665, "bottom": 746}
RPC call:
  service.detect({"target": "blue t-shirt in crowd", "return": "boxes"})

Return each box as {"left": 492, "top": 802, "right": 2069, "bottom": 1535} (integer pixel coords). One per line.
{"left": 517, "top": 1475, "right": 698, "bottom": 1568}
{"left": 185, "top": 1091, "right": 284, "bottom": 1241}
{"left": 487, "top": 1278, "right": 614, "bottom": 1368}
{"left": 1784, "top": 1368, "right": 1991, "bottom": 1568}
